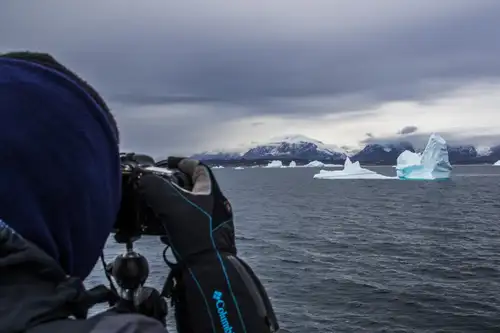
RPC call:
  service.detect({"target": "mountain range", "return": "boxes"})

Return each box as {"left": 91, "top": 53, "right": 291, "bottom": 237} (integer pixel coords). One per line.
{"left": 190, "top": 134, "right": 500, "bottom": 166}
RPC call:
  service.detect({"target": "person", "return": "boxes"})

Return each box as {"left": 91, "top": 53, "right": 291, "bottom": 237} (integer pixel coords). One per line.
{"left": 0, "top": 52, "right": 279, "bottom": 332}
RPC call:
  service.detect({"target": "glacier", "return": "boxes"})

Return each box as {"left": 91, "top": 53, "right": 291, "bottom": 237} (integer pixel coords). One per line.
{"left": 313, "top": 157, "right": 394, "bottom": 180}
{"left": 395, "top": 133, "right": 452, "bottom": 180}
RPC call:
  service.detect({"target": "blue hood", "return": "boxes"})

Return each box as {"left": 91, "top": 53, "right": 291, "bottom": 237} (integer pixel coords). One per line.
{"left": 0, "top": 58, "right": 121, "bottom": 279}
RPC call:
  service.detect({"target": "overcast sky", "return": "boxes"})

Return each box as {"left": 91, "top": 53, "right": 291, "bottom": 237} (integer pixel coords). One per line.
{"left": 2, "top": 0, "right": 500, "bottom": 155}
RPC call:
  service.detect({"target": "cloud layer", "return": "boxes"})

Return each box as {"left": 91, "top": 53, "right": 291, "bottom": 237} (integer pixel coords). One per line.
{"left": 2, "top": 1, "right": 500, "bottom": 154}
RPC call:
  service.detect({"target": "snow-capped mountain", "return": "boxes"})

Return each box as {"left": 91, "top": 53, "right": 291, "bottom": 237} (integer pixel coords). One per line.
{"left": 243, "top": 135, "right": 346, "bottom": 160}
{"left": 446, "top": 145, "right": 478, "bottom": 163}
{"left": 190, "top": 134, "right": 500, "bottom": 165}
{"left": 192, "top": 135, "right": 346, "bottom": 161}
{"left": 190, "top": 150, "right": 243, "bottom": 161}
{"left": 352, "top": 141, "right": 415, "bottom": 165}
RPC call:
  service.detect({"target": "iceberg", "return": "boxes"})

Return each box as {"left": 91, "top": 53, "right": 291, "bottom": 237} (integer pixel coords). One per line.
{"left": 304, "top": 160, "right": 324, "bottom": 167}
{"left": 396, "top": 150, "right": 422, "bottom": 169}
{"left": 494, "top": 160, "right": 500, "bottom": 166}
{"left": 234, "top": 166, "right": 244, "bottom": 170}
{"left": 396, "top": 133, "right": 452, "bottom": 180}
{"left": 212, "top": 165, "right": 224, "bottom": 169}
{"left": 289, "top": 161, "right": 297, "bottom": 168}
{"left": 303, "top": 160, "right": 341, "bottom": 168}
{"left": 264, "top": 160, "right": 283, "bottom": 168}
{"left": 313, "top": 157, "right": 394, "bottom": 180}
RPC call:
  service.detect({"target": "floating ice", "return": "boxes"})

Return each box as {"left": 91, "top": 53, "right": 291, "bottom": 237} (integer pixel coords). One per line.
{"left": 313, "top": 157, "right": 394, "bottom": 180}
{"left": 289, "top": 161, "right": 297, "bottom": 168}
{"left": 494, "top": 160, "right": 500, "bottom": 166}
{"left": 304, "top": 160, "right": 324, "bottom": 167}
{"left": 396, "top": 151, "right": 422, "bottom": 169}
{"left": 300, "top": 160, "right": 342, "bottom": 167}
{"left": 265, "top": 160, "right": 283, "bottom": 168}
{"left": 234, "top": 166, "right": 244, "bottom": 170}
{"left": 396, "top": 133, "right": 452, "bottom": 180}
{"left": 212, "top": 165, "right": 224, "bottom": 169}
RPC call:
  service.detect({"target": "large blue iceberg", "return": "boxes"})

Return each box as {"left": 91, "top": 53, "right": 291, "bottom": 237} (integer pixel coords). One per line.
{"left": 396, "top": 133, "right": 452, "bottom": 180}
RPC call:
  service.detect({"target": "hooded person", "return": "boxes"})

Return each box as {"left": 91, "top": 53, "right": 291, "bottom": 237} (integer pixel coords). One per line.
{"left": 0, "top": 52, "right": 168, "bottom": 333}
{"left": 0, "top": 52, "right": 279, "bottom": 333}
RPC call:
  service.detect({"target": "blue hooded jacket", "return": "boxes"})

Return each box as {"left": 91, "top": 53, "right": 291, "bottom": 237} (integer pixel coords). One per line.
{"left": 0, "top": 57, "right": 121, "bottom": 279}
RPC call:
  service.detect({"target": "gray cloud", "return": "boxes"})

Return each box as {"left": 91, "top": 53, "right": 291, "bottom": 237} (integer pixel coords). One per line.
{"left": 1, "top": 0, "right": 500, "bottom": 154}
{"left": 362, "top": 132, "right": 500, "bottom": 149}
{"left": 398, "top": 126, "right": 418, "bottom": 135}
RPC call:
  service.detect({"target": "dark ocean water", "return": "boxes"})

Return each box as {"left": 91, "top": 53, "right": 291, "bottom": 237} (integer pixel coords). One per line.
{"left": 87, "top": 165, "right": 500, "bottom": 332}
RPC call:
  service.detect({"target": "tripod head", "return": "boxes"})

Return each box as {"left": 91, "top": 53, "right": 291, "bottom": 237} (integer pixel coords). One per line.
{"left": 105, "top": 237, "right": 167, "bottom": 325}
{"left": 110, "top": 239, "right": 149, "bottom": 299}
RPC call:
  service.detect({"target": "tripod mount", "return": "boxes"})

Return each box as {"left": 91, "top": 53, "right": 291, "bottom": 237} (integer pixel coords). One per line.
{"left": 106, "top": 235, "right": 167, "bottom": 325}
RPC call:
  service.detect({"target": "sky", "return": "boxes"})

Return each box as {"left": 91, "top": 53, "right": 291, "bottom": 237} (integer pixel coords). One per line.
{"left": 1, "top": 0, "right": 500, "bottom": 155}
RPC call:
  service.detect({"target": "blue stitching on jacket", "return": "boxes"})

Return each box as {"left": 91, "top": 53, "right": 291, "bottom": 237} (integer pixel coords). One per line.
{"left": 211, "top": 219, "right": 232, "bottom": 234}
{"left": 168, "top": 243, "right": 217, "bottom": 333}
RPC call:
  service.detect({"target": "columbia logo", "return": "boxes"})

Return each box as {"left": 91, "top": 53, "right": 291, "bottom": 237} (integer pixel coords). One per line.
{"left": 212, "top": 290, "right": 235, "bottom": 333}
{"left": 213, "top": 290, "right": 223, "bottom": 300}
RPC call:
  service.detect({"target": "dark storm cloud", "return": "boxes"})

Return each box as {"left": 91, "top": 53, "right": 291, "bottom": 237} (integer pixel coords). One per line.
{"left": 112, "top": 94, "right": 226, "bottom": 106}
{"left": 1, "top": 0, "right": 500, "bottom": 153}
{"left": 2, "top": 1, "right": 499, "bottom": 109}
{"left": 398, "top": 126, "right": 418, "bottom": 135}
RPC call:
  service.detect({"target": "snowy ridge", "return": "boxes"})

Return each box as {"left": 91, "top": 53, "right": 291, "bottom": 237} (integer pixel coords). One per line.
{"left": 243, "top": 134, "right": 347, "bottom": 159}
{"left": 476, "top": 146, "right": 493, "bottom": 156}
{"left": 266, "top": 134, "right": 346, "bottom": 155}
{"left": 193, "top": 134, "right": 347, "bottom": 161}
{"left": 191, "top": 134, "right": 500, "bottom": 164}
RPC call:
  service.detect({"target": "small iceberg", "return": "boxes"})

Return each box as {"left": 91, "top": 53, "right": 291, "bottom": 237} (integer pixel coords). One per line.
{"left": 264, "top": 160, "right": 283, "bottom": 168}
{"left": 493, "top": 160, "right": 500, "bottom": 166}
{"left": 313, "top": 157, "right": 393, "bottom": 179}
{"left": 304, "top": 160, "right": 324, "bottom": 167}
{"left": 212, "top": 165, "right": 224, "bottom": 169}
{"left": 396, "top": 133, "right": 452, "bottom": 180}
{"left": 303, "top": 160, "right": 340, "bottom": 168}
{"left": 289, "top": 161, "right": 297, "bottom": 168}
{"left": 234, "top": 166, "right": 244, "bottom": 170}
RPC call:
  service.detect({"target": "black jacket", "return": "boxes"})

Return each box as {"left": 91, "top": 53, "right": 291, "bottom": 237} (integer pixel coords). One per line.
{"left": 0, "top": 225, "right": 279, "bottom": 333}
{"left": 0, "top": 226, "right": 166, "bottom": 333}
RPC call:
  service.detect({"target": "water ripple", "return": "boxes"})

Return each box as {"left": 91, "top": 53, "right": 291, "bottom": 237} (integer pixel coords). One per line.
{"left": 86, "top": 166, "right": 500, "bottom": 332}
